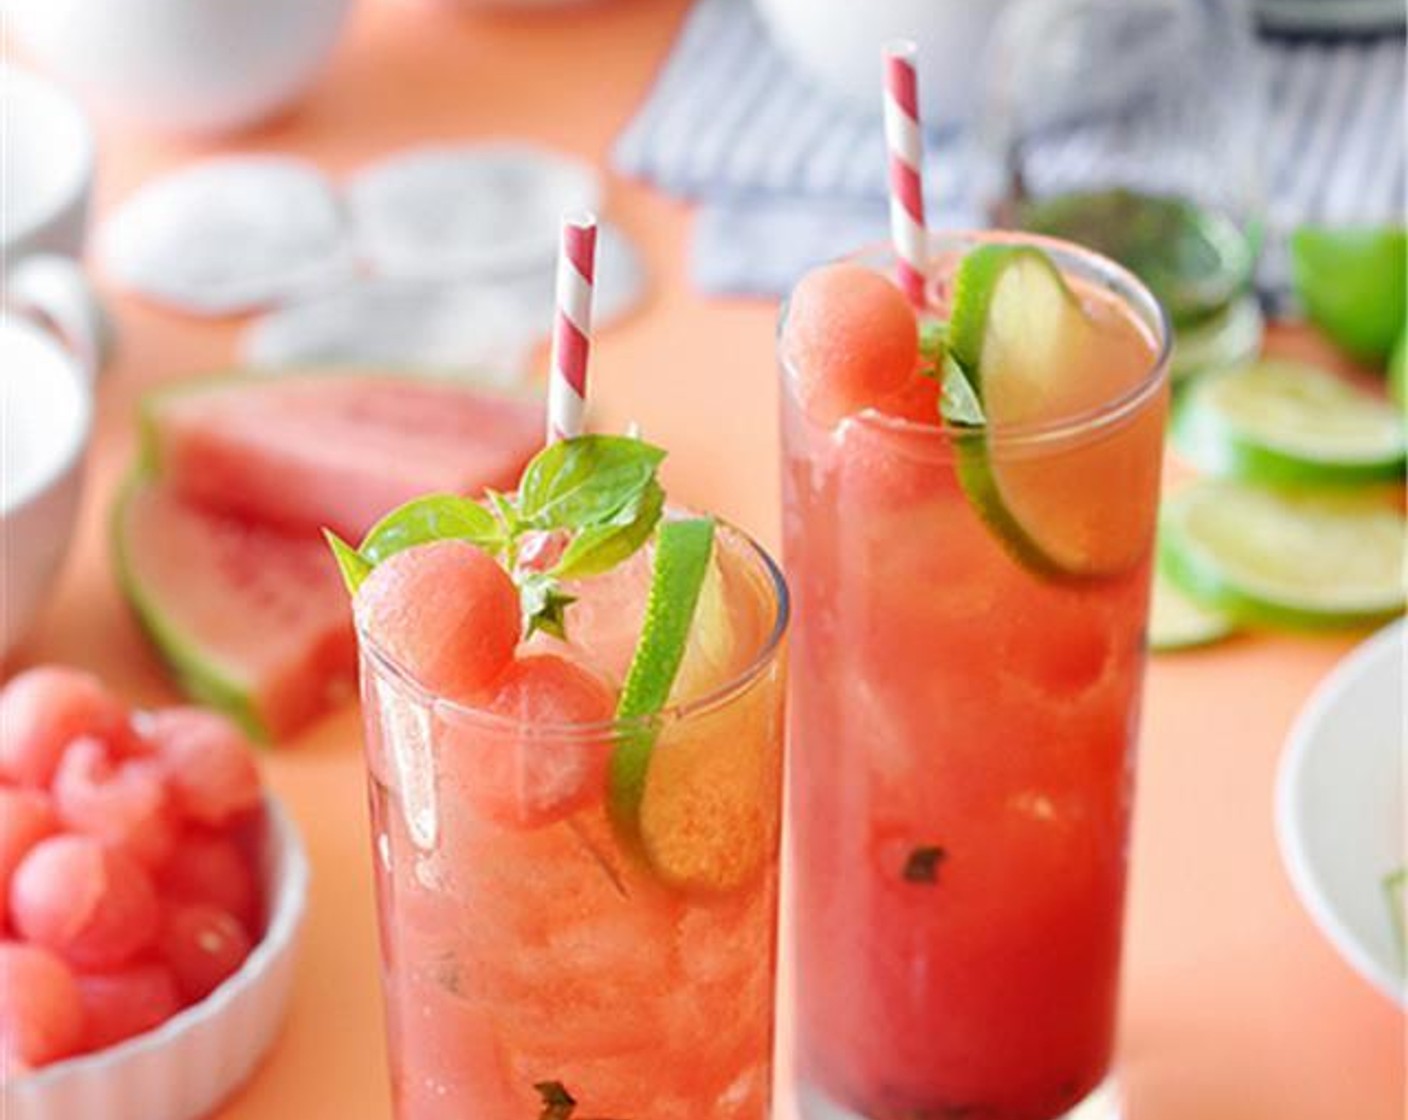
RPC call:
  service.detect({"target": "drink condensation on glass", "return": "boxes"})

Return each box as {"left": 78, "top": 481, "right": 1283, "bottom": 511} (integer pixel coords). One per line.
{"left": 782, "top": 233, "right": 1170, "bottom": 1120}
{"left": 358, "top": 522, "right": 789, "bottom": 1119}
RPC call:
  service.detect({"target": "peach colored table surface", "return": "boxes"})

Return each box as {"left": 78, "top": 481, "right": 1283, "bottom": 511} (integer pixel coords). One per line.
{"left": 9, "top": 2, "right": 1404, "bottom": 1117}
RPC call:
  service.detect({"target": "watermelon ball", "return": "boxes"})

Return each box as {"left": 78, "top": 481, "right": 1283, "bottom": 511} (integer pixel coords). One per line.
{"left": 10, "top": 836, "right": 160, "bottom": 970}
{"left": 0, "top": 942, "right": 85, "bottom": 1073}
{"left": 355, "top": 540, "right": 520, "bottom": 701}
{"left": 144, "top": 708, "right": 261, "bottom": 828}
{"left": 52, "top": 739, "right": 177, "bottom": 869}
{"left": 0, "top": 667, "right": 132, "bottom": 788}
{"left": 0, "top": 789, "right": 58, "bottom": 930}
{"left": 157, "top": 904, "right": 252, "bottom": 1003}
{"left": 781, "top": 262, "right": 920, "bottom": 427}
{"left": 76, "top": 962, "right": 181, "bottom": 1051}
{"left": 453, "top": 654, "right": 616, "bottom": 830}
{"left": 159, "top": 831, "right": 260, "bottom": 933}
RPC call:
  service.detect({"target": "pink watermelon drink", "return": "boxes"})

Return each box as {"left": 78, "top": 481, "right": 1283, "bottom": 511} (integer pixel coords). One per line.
{"left": 780, "top": 233, "right": 1170, "bottom": 1120}
{"left": 331, "top": 436, "right": 789, "bottom": 1119}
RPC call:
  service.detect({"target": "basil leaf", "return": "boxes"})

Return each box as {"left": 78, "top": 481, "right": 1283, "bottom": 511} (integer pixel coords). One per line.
{"left": 534, "top": 1081, "right": 576, "bottom": 1120}
{"left": 551, "top": 479, "right": 665, "bottom": 580}
{"left": 940, "top": 357, "right": 987, "bottom": 427}
{"left": 359, "top": 495, "right": 502, "bottom": 565}
{"left": 902, "top": 845, "right": 947, "bottom": 884}
{"left": 519, "top": 573, "right": 576, "bottom": 640}
{"left": 518, "top": 435, "right": 666, "bottom": 531}
{"left": 324, "top": 530, "right": 373, "bottom": 595}
{"left": 919, "top": 317, "right": 949, "bottom": 362}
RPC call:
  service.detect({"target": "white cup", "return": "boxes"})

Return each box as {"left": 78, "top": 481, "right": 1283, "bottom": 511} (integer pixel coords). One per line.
{"left": 3, "top": 65, "right": 110, "bottom": 371}
{"left": 2, "top": 65, "right": 107, "bottom": 660}
{"left": 753, "top": 0, "right": 1014, "bottom": 129}
{"left": 0, "top": 316, "right": 95, "bottom": 661}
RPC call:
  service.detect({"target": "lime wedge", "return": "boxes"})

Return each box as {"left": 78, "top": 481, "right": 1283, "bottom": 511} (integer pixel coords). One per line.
{"left": 668, "top": 556, "right": 736, "bottom": 705}
{"left": 1291, "top": 226, "right": 1407, "bottom": 365}
{"left": 1390, "top": 332, "right": 1406, "bottom": 413}
{"left": 1159, "top": 479, "right": 1406, "bottom": 629}
{"left": 1172, "top": 360, "right": 1407, "bottom": 487}
{"left": 1149, "top": 565, "right": 1237, "bottom": 652}
{"left": 948, "top": 244, "right": 1162, "bottom": 578}
{"left": 609, "top": 517, "right": 716, "bottom": 844}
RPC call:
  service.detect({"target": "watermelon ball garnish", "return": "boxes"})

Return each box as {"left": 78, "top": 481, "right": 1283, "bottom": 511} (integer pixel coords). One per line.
{"left": 0, "top": 942, "right": 86, "bottom": 1073}
{"left": 9, "top": 836, "right": 161, "bottom": 971}
{"left": 781, "top": 262, "right": 920, "bottom": 426}
{"left": 355, "top": 539, "right": 521, "bottom": 701}
{"left": 0, "top": 667, "right": 134, "bottom": 788}
{"left": 75, "top": 962, "right": 181, "bottom": 1051}
{"left": 453, "top": 653, "right": 617, "bottom": 830}
{"left": 157, "top": 903, "right": 253, "bottom": 1003}
{"left": 51, "top": 738, "right": 176, "bottom": 869}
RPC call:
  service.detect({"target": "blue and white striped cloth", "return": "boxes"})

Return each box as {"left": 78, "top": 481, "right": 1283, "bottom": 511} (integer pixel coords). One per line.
{"left": 612, "top": 0, "right": 1406, "bottom": 298}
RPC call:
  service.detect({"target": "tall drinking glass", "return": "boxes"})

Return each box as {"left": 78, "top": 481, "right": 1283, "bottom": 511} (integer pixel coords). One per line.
{"left": 357, "top": 522, "right": 789, "bottom": 1118}
{"left": 782, "top": 233, "right": 1170, "bottom": 1120}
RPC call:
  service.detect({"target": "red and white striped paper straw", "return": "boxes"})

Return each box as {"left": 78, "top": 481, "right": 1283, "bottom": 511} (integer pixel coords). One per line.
{"left": 547, "top": 212, "right": 598, "bottom": 443}
{"left": 883, "top": 40, "right": 928, "bottom": 306}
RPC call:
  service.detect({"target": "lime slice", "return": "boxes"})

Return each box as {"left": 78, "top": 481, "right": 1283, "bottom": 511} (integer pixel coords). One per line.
{"left": 949, "top": 244, "right": 1161, "bottom": 578}
{"left": 1291, "top": 226, "right": 1407, "bottom": 365}
{"left": 1160, "top": 479, "right": 1407, "bottom": 629}
{"left": 1390, "top": 332, "right": 1406, "bottom": 413}
{"left": 668, "top": 556, "right": 736, "bottom": 705}
{"left": 608, "top": 517, "right": 716, "bottom": 844}
{"left": 1172, "top": 360, "right": 1407, "bottom": 487}
{"left": 1149, "top": 565, "right": 1237, "bottom": 652}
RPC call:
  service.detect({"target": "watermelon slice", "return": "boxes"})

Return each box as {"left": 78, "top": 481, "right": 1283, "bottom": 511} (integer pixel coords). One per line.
{"left": 140, "top": 371, "right": 545, "bottom": 540}
{"left": 114, "top": 477, "right": 355, "bottom": 741}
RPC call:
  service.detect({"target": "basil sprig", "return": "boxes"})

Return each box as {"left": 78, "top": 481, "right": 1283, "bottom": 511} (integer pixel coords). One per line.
{"left": 326, "top": 435, "right": 667, "bottom": 639}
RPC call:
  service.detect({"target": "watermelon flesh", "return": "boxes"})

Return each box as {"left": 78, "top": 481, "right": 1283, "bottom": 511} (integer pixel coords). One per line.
{"left": 114, "top": 479, "right": 355, "bottom": 741}
{"left": 142, "top": 373, "right": 545, "bottom": 540}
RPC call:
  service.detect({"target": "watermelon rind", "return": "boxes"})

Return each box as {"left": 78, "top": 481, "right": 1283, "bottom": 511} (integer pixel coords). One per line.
{"left": 112, "top": 470, "right": 272, "bottom": 742}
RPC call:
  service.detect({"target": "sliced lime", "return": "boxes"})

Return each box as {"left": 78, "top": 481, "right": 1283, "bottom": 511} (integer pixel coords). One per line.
{"left": 1390, "top": 332, "right": 1406, "bottom": 413}
{"left": 668, "top": 556, "right": 736, "bottom": 705}
{"left": 1160, "top": 479, "right": 1406, "bottom": 629}
{"left": 949, "top": 244, "right": 1161, "bottom": 578}
{"left": 1291, "top": 226, "right": 1407, "bottom": 365}
{"left": 1149, "top": 565, "right": 1237, "bottom": 652}
{"left": 1172, "top": 360, "right": 1407, "bottom": 487}
{"left": 608, "top": 517, "right": 716, "bottom": 843}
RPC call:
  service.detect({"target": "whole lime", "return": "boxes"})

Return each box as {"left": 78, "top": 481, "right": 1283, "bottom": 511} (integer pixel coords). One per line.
{"left": 1290, "top": 226, "right": 1406, "bottom": 366}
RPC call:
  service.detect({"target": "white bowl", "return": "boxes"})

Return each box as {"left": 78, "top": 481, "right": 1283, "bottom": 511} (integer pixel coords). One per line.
{"left": 1, "top": 796, "right": 311, "bottom": 1120}
{"left": 5, "top": 0, "right": 354, "bottom": 136}
{"left": 753, "top": 0, "right": 1014, "bottom": 128}
{"left": 0, "top": 315, "right": 94, "bottom": 661}
{"left": 1276, "top": 620, "right": 1406, "bottom": 1007}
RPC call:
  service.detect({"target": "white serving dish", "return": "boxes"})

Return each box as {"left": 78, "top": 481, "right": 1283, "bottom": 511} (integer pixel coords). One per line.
{"left": 753, "top": 0, "right": 1014, "bottom": 128}
{"left": 1276, "top": 620, "right": 1406, "bottom": 1007}
{"left": 5, "top": 0, "right": 354, "bottom": 136}
{"left": 1, "top": 797, "right": 311, "bottom": 1120}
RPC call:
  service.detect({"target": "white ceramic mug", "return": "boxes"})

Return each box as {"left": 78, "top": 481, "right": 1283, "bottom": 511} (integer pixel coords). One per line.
{"left": 2, "top": 65, "right": 107, "bottom": 660}
{"left": 0, "top": 316, "right": 96, "bottom": 661}
{"left": 3, "top": 65, "right": 109, "bottom": 371}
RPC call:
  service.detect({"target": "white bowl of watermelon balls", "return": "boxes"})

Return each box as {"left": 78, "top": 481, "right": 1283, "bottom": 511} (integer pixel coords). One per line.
{"left": 0, "top": 666, "right": 308, "bottom": 1120}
